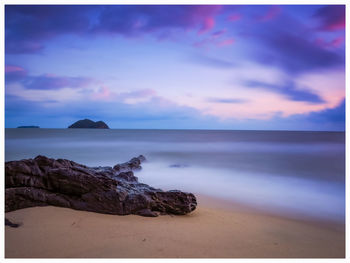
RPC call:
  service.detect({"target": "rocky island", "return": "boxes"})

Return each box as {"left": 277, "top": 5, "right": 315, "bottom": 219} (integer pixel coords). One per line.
{"left": 5, "top": 155, "right": 197, "bottom": 218}
{"left": 68, "top": 119, "right": 109, "bottom": 129}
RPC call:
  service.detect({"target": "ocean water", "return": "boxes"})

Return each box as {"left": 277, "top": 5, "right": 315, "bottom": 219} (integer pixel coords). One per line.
{"left": 5, "top": 128, "right": 345, "bottom": 223}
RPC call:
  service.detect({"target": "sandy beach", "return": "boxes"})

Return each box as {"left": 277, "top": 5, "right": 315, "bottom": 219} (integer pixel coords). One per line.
{"left": 5, "top": 195, "right": 345, "bottom": 258}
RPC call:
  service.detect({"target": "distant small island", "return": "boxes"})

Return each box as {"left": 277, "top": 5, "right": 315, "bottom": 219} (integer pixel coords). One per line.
{"left": 68, "top": 119, "right": 110, "bottom": 129}
{"left": 17, "top": 126, "right": 40, "bottom": 128}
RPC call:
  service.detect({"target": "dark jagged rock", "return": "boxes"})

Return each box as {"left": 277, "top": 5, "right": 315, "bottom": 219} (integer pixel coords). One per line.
{"left": 5, "top": 155, "right": 197, "bottom": 217}
{"left": 5, "top": 218, "right": 21, "bottom": 228}
{"left": 136, "top": 209, "right": 159, "bottom": 217}
{"left": 113, "top": 155, "right": 146, "bottom": 173}
{"left": 169, "top": 164, "right": 189, "bottom": 168}
{"left": 68, "top": 119, "right": 109, "bottom": 129}
{"left": 17, "top": 126, "right": 40, "bottom": 128}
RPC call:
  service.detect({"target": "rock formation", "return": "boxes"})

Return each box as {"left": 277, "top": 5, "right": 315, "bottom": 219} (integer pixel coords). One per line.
{"left": 5, "top": 155, "right": 197, "bottom": 217}
{"left": 68, "top": 119, "right": 109, "bottom": 129}
{"left": 5, "top": 218, "right": 21, "bottom": 228}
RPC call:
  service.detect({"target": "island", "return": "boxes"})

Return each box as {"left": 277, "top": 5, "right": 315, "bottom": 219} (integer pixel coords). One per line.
{"left": 17, "top": 126, "right": 40, "bottom": 128}
{"left": 68, "top": 119, "right": 109, "bottom": 129}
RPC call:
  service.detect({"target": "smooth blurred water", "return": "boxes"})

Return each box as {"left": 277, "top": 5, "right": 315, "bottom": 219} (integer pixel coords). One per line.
{"left": 5, "top": 128, "right": 345, "bottom": 223}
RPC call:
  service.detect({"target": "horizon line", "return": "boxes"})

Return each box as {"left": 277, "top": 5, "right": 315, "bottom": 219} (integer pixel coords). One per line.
{"left": 5, "top": 127, "right": 345, "bottom": 133}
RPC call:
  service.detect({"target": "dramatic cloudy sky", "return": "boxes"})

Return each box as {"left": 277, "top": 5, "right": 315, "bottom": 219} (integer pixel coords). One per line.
{"left": 5, "top": 5, "right": 345, "bottom": 130}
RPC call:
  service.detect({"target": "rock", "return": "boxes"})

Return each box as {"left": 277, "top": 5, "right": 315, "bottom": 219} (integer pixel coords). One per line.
{"left": 5, "top": 155, "right": 197, "bottom": 217}
{"left": 17, "top": 126, "right": 40, "bottom": 128}
{"left": 68, "top": 119, "right": 109, "bottom": 129}
{"left": 113, "top": 155, "right": 146, "bottom": 173}
{"left": 169, "top": 164, "right": 189, "bottom": 168}
{"left": 136, "top": 209, "right": 159, "bottom": 217}
{"left": 5, "top": 218, "right": 21, "bottom": 228}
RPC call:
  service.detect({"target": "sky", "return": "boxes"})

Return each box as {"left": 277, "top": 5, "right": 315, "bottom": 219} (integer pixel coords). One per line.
{"left": 4, "top": 5, "right": 346, "bottom": 130}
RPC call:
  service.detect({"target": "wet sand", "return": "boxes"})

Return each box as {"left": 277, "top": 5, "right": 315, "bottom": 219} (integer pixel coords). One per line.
{"left": 5, "top": 196, "right": 345, "bottom": 258}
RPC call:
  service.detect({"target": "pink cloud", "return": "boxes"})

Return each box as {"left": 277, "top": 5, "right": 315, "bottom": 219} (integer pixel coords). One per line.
{"left": 323, "top": 19, "right": 345, "bottom": 31}
{"left": 198, "top": 17, "right": 215, "bottom": 35}
{"left": 331, "top": 36, "right": 345, "bottom": 47}
{"left": 5, "top": 65, "right": 26, "bottom": 74}
{"left": 314, "top": 6, "right": 345, "bottom": 32}
{"left": 217, "top": 38, "right": 235, "bottom": 47}
{"left": 228, "top": 14, "right": 241, "bottom": 22}
{"left": 92, "top": 88, "right": 156, "bottom": 102}
{"left": 258, "top": 6, "right": 281, "bottom": 22}
{"left": 314, "top": 36, "right": 345, "bottom": 49}
{"left": 92, "top": 86, "right": 113, "bottom": 101}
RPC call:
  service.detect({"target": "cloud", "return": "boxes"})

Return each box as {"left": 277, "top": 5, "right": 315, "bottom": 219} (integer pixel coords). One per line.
{"left": 95, "top": 5, "right": 222, "bottom": 36}
{"left": 314, "top": 36, "right": 345, "bottom": 49}
{"left": 303, "top": 98, "right": 345, "bottom": 124}
{"left": 5, "top": 5, "right": 94, "bottom": 54}
{"left": 198, "top": 17, "right": 215, "bottom": 35}
{"left": 313, "top": 5, "right": 345, "bottom": 31}
{"left": 120, "top": 89, "right": 156, "bottom": 99}
{"left": 5, "top": 65, "right": 92, "bottom": 90}
{"left": 217, "top": 38, "right": 235, "bottom": 47}
{"left": 5, "top": 5, "right": 224, "bottom": 54}
{"left": 92, "top": 86, "right": 157, "bottom": 102}
{"left": 190, "top": 54, "right": 236, "bottom": 68}
{"left": 276, "top": 98, "right": 345, "bottom": 131}
{"left": 227, "top": 13, "right": 241, "bottom": 22}
{"left": 207, "top": 98, "right": 247, "bottom": 104}
{"left": 5, "top": 65, "right": 27, "bottom": 82}
{"left": 244, "top": 80, "right": 325, "bottom": 104}
{"left": 238, "top": 7, "right": 345, "bottom": 74}
{"left": 5, "top": 65, "right": 26, "bottom": 74}
{"left": 24, "top": 74, "right": 92, "bottom": 90}
{"left": 211, "top": 29, "right": 227, "bottom": 38}
{"left": 257, "top": 6, "right": 281, "bottom": 22}
{"left": 257, "top": 29, "right": 344, "bottom": 74}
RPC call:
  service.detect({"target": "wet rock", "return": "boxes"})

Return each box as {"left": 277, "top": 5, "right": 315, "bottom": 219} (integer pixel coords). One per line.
{"left": 5, "top": 155, "right": 197, "bottom": 217}
{"left": 5, "top": 218, "right": 21, "bottom": 228}
{"left": 113, "top": 155, "right": 146, "bottom": 172}
{"left": 136, "top": 209, "right": 159, "bottom": 217}
{"left": 169, "top": 164, "right": 189, "bottom": 168}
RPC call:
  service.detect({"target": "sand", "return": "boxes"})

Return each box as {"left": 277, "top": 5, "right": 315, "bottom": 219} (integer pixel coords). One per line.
{"left": 5, "top": 196, "right": 345, "bottom": 258}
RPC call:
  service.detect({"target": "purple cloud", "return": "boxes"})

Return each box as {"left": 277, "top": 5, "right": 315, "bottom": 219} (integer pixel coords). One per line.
{"left": 277, "top": 99, "right": 345, "bottom": 131}
{"left": 314, "top": 36, "right": 345, "bottom": 49}
{"left": 5, "top": 65, "right": 92, "bottom": 90}
{"left": 5, "top": 65, "right": 27, "bottom": 82}
{"left": 95, "top": 5, "right": 222, "bottom": 36}
{"left": 24, "top": 74, "right": 92, "bottom": 90}
{"left": 313, "top": 5, "right": 345, "bottom": 31}
{"left": 5, "top": 5, "right": 94, "bottom": 54}
{"left": 244, "top": 80, "right": 325, "bottom": 104}
{"left": 211, "top": 29, "right": 227, "bottom": 37}
{"left": 227, "top": 13, "right": 241, "bottom": 22}
{"left": 5, "top": 5, "right": 223, "bottom": 54}
{"left": 254, "top": 22, "right": 344, "bottom": 73}
{"left": 303, "top": 98, "right": 345, "bottom": 124}
{"left": 257, "top": 6, "right": 281, "bottom": 22}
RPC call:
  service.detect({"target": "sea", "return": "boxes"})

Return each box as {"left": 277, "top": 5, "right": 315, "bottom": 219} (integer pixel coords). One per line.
{"left": 5, "top": 128, "right": 345, "bottom": 223}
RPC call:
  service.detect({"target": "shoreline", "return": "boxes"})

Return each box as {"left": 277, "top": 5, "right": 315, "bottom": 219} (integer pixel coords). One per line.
{"left": 5, "top": 194, "right": 345, "bottom": 258}
{"left": 198, "top": 194, "right": 345, "bottom": 232}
